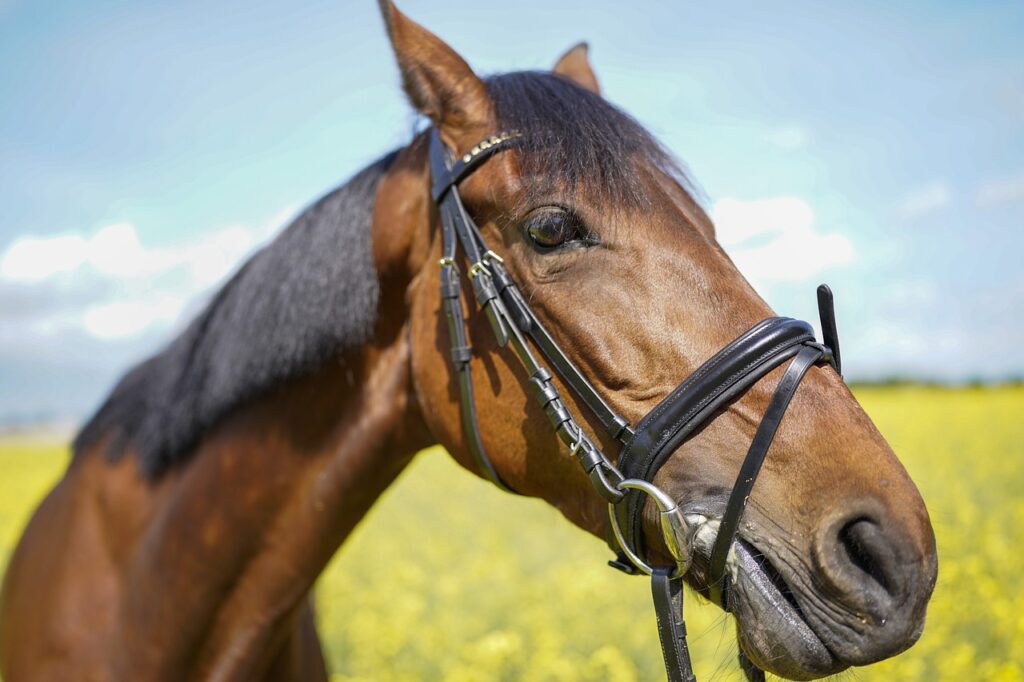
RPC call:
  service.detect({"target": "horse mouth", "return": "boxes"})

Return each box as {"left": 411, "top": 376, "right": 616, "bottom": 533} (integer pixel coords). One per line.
{"left": 724, "top": 538, "right": 841, "bottom": 680}
{"left": 676, "top": 513, "right": 840, "bottom": 679}
{"left": 678, "top": 504, "right": 934, "bottom": 680}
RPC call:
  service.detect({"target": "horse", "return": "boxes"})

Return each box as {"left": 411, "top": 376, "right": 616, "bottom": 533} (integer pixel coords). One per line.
{"left": 0, "top": 2, "right": 937, "bottom": 680}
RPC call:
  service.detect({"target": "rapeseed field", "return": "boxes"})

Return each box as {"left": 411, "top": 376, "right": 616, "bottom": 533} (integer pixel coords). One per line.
{"left": 1, "top": 386, "right": 1021, "bottom": 680}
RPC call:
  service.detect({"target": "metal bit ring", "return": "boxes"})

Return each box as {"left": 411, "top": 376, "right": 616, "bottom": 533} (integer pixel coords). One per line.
{"left": 608, "top": 479, "right": 691, "bottom": 578}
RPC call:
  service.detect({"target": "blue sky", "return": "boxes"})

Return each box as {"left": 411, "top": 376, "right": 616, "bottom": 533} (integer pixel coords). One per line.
{"left": 1, "top": 0, "right": 1022, "bottom": 421}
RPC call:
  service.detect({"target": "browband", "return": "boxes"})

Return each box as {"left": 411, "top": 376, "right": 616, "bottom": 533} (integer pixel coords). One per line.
{"left": 431, "top": 130, "right": 521, "bottom": 202}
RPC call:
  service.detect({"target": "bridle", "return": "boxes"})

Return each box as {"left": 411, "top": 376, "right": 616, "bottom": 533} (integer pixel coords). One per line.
{"left": 429, "top": 128, "right": 843, "bottom": 682}
{"left": 430, "top": 127, "right": 843, "bottom": 682}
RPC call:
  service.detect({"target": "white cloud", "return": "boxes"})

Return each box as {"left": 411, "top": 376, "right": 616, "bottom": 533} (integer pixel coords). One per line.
{"left": 975, "top": 172, "right": 1024, "bottom": 208}
{"left": 0, "top": 207, "right": 294, "bottom": 340}
{"left": 87, "top": 223, "right": 151, "bottom": 277}
{"left": 711, "top": 196, "right": 855, "bottom": 286}
{"left": 3, "top": 221, "right": 271, "bottom": 286}
{"left": 894, "top": 181, "right": 951, "bottom": 220}
{"left": 181, "top": 224, "right": 261, "bottom": 286}
{"left": 82, "top": 296, "right": 187, "bottom": 340}
{"left": 1, "top": 233, "right": 89, "bottom": 282}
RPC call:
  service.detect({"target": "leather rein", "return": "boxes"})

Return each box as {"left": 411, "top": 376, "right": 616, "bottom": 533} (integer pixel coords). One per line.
{"left": 429, "top": 128, "right": 842, "bottom": 682}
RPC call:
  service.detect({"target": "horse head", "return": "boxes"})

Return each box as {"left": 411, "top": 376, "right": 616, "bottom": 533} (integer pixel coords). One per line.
{"left": 375, "top": 2, "right": 937, "bottom": 678}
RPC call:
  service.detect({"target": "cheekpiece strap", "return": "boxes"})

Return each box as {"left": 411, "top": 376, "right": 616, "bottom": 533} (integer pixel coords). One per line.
{"left": 705, "top": 344, "right": 823, "bottom": 606}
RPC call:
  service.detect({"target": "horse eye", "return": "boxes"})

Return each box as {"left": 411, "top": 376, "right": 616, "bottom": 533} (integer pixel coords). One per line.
{"left": 524, "top": 211, "right": 589, "bottom": 250}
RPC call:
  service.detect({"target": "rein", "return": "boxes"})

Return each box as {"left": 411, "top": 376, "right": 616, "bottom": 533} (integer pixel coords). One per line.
{"left": 429, "top": 128, "right": 842, "bottom": 682}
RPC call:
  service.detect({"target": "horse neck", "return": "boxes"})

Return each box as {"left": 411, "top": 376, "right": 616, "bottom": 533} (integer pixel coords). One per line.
{"left": 173, "top": 137, "right": 437, "bottom": 567}
{"left": 156, "top": 154, "right": 434, "bottom": 574}
{"left": 173, "top": 138, "right": 436, "bottom": 579}
{"left": 108, "top": 174, "right": 435, "bottom": 674}
{"left": 216, "top": 249, "right": 432, "bottom": 557}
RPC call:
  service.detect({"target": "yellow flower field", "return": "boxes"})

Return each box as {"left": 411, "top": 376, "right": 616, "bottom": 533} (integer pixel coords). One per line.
{"left": 1, "top": 386, "right": 1022, "bottom": 680}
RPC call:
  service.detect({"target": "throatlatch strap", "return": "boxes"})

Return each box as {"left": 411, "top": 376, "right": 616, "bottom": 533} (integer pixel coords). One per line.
{"left": 433, "top": 132, "right": 516, "bottom": 494}
{"left": 651, "top": 567, "right": 696, "bottom": 682}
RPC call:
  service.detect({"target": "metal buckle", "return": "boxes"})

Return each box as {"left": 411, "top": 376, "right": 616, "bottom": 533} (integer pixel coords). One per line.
{"left": 608, "top": 479, "right": 691, "bottom": 578}
{"left": 468, "top": 261, "right": 490, "bottom": 280}
{"left": 465, "top": 251, "right": 502, "bottom": 280}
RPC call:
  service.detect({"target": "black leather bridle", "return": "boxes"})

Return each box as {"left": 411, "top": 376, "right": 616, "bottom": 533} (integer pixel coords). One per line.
{"left": 429, "top": 128, "right": 843, "bottom": 682}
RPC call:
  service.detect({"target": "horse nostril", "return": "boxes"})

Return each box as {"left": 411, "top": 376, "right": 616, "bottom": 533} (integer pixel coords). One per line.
{"left": 815, "top": 511, "right": 909, "bottom": 622}
{"left": 812, "top": 508, "right": 937, "bottom": 666}
{"left": 838, "top": 517, "right": 894, "bottom": 596}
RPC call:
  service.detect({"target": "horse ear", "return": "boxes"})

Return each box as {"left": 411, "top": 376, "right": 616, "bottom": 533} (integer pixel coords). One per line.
{"left": 552, "top": 42, "right": 601, "bottom": 95}
{"left": 378, "top": 0, "right": 493, "bottom": 141}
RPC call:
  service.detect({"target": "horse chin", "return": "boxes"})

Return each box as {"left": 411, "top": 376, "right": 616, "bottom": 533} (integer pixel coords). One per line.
{"left": 725, "top": 539, "right": 842, "bottom": 680}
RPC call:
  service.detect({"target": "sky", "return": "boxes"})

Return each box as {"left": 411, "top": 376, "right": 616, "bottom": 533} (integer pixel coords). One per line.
{"left": 1, "top": 0, "right": 1022, "bottom": 422}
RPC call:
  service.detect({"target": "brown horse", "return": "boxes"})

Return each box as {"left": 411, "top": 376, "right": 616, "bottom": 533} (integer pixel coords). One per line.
{"left": 0, "top": 2, "right": 937, "bottom": 680}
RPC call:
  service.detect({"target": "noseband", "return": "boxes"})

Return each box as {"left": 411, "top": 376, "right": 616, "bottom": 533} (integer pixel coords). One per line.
{"left": 429, "top": 128, "right": 842, "bottom": 682}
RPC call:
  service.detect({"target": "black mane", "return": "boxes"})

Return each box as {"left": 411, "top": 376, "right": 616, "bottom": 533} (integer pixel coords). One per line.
{"left": 75, "top": 71, "right": 691, "bottom": 478}
{"left": 74, "top": 152, "right": 395, "bottom": 476}
{"left": 485, "top": 71, "right": 689, "bottom": 209}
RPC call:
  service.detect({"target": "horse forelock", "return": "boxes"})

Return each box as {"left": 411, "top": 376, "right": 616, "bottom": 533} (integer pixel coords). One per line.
{"left": 485, "top": 71, "right": 700, "bottom": 211}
